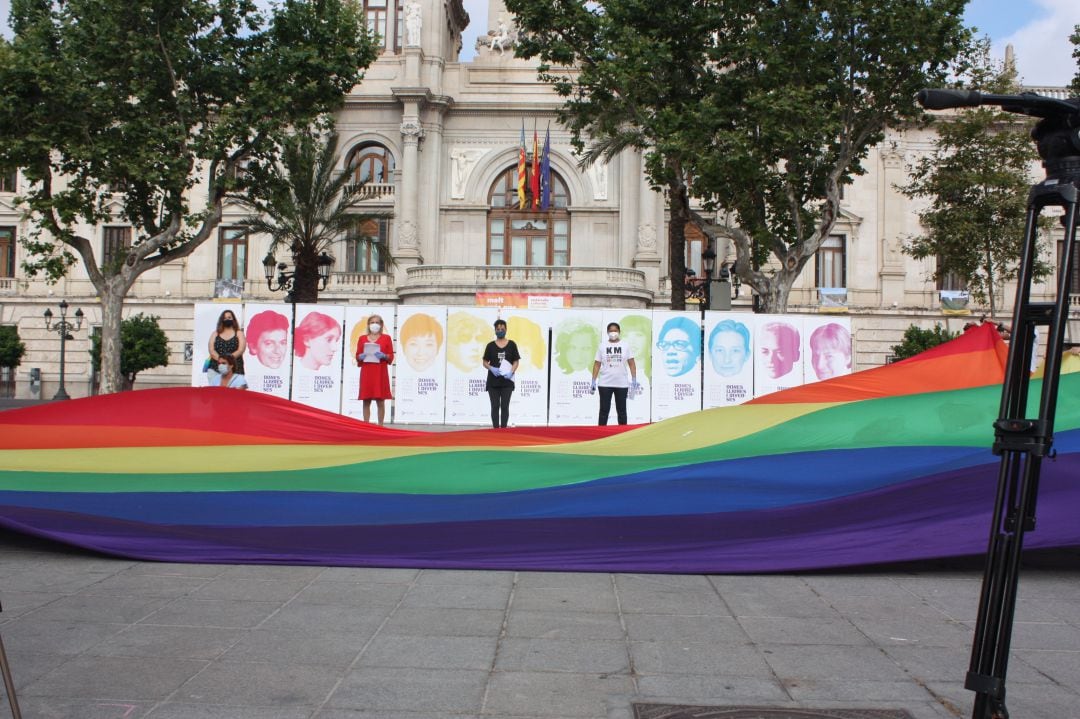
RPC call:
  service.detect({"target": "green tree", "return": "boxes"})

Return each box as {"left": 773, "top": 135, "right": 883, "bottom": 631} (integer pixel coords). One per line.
{"left": 90, "top": 313, "right": 169, "bottom": 390}
{"left": 1072, "top": 26, "right": 1080, "bottom": 95}
{"left": 0, "top": 0, "right": 377, "bottom": 393}
{"left": 507, "top": 0, "right": 969, "bottom": 312}
{"left": 0, "top": 325, "right": 26, "bottom": 369}
{"left": 890, "top": 324, "right": 959, "bottom": 361}
{"left": 900, "top": 40, "right": 1046, "bottom": 318}
{"left": 239, "top": 129, "right": 391, "bottom": 304}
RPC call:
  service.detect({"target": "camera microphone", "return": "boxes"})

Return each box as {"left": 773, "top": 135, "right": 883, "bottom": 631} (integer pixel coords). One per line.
{"left": 917, "top": 89, "right": 982, "bottom": 110}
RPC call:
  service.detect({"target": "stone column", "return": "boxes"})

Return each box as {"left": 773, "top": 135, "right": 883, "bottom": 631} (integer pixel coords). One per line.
{"left": 634, "top": 158, "right": 663, "bottom": 292}
{"left": 879, "top": 143, "right": 907, "bottom": 306}
{"left": 396, "top": 114, "right": 424, "bottom": 268}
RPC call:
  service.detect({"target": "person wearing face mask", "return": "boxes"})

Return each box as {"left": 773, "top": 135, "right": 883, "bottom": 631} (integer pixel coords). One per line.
{"left": 356, "top": 314, "right": 394, "bottom": 425}
{"left": 208, "top": 309, "right": 246, "bottom": 375}
{"left": 591, "top": 322, "right": 639, "bottom": 426}
{"left": 482, "top": 319, "right": 521, "bottom": 429}
{"left": 211, "top": 353, "right": 248, "bottom": 389}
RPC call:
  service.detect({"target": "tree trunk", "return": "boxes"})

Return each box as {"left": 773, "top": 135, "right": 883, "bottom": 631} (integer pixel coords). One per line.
{"left": 98, "top": 281, "right": 128, "bottom": 394}
{"left": 291, "top": 250, "right": 322, "bottom": 304}
{"left": 755, "top": 278, "right": 793, "bottom": 314}
{"left": 668, "top": 182, "right": 690, "bottom": 311}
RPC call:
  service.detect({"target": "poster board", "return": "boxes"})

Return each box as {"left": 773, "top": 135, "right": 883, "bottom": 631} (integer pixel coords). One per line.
{"left": 342, "top": 305, "right": 398, "bottom": 420}
{"left": 601, "top": 309, "right": 653, "bottom": 424}
{"left": 650, "top": 311, "right": 703, "bottom": 422}
{"left": 753, "top": 315, "right": 805, "bottom": 398}
{"left": 241, "top": 303, "right": 292, "bottom": 399}
{"left": 191, "top": 302, "right": 244, "bottom": 387}
{"left": 445, "top": 307, "right": 501, "bottom": 424}
{"left": 803, "top": 317, "right": 853, "bottom": 384}
{"left": 290, "top": 304, "right": 345, "bottom": 413}
{"left": 548, "top": 309, "right": 604, "bottom": 425}
{"left": 394, "top": 306, "right": 448, "bottom": 424}
{"left": 703, "top": 311, "right": 755, "bottom": 408}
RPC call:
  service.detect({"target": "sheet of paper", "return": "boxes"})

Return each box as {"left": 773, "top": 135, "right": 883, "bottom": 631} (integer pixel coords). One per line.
{"left": 362, "top": 342, "right": 381, "bottom": 363}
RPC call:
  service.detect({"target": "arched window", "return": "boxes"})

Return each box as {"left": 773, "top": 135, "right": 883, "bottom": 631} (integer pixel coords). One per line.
{"left": 347, "top": 143, "right": 396, "bottom": 185}
{"left": 487, "top": 167, "right": 570, "bottom": 266}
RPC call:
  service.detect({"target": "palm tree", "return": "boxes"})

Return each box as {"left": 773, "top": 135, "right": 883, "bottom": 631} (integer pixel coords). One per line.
{"left": 240, "top": 128, "right": 391, "bottom": 304}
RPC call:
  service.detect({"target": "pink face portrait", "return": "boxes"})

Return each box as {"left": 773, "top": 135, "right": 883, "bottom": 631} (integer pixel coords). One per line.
{"left": 301, "top": 328, "right": 341, "bottom": 371}
{"left": 253, "top": 329, "right": 288, "bottom": 369}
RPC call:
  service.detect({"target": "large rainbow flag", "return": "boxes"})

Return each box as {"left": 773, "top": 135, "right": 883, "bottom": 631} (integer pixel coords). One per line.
{"left": 0, "top": 324, "right": 1077, "bottom": 573}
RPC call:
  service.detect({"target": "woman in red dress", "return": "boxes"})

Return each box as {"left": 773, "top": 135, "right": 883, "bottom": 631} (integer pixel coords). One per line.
{"left": 356, "top": 314, "right": 394, "bottom": 425}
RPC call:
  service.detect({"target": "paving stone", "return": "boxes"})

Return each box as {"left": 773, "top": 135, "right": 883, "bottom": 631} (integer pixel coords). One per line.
{"left": 255, "top": 601, "right": 390, "bottom": 634}
{"left": 218, "top": 628, "right": 370, "bottom": 667}
{"left": 415, "top": 569, "right": 514, "bottom": 586}
{"left": 84, "top": 624, "right": 245, "bottom": 661}
{"left": 617, "top": 590, "right": 731, "bottom": 616}
{"left": 844, "top": 615, "right": 973, "bottom": 647}
{"left": 400, "top": 582, "right": 510, "bottom": 610}
{"left": 517, "top": 571, "right": 615, "bottom": 590}
{"left": 782, "top": 678, "right": 938, "bottom": 702}
{"left": 624, "top": 614, "right": 747, "bottom": 644}
{"left": 145, "top": 704, "right": 312, "bottom": 718}
{"left": 737, "top": 616, "right": 869, "bottom": 646}
{"left": 23, "top": 594, "right": 170, "bottom": 624}
{"left": 1008, "top": 620, "right": 1080, "bottom": 650}
{"left": 357, "top": 634, "right": 498, "bottom": 670}
{"left": 507, "top": 609, "right": 626, "bottom": 640}
{"left": 379, "top": 607, "right": 505, "bottom": 637}
{"left": 329, "top": 667, "right": 487, "bottom": 713}
{"left": 190, "top": 578, "right": 311, "bottom": 602}
{"left": 290, "top": 581, "right": 409, "bottom": 607}
{"left": 631, "top": 640, "right": 769, "bottom": 676}
{"left": 173, "top": 660, "right": 343, "bottom": 706}
{"left": 141, "top": 598, "right": 281, "bottom": 629}
{"left": 315, "top": 567, "right": 420, "bottom": 583}
{"left": 495, "top": 637, "right": 629, "bottom": 674}
{"left": 634, "top": 673, "right": 789, "bottom": 703}
{"left": 760, "top": 644, "right": 911, "bottom": 682}
{"left": 3, "top": 618, "right": 128, "bottom": 655}
{"left": 512, "top": 585, "right": 619, "bottom": 613}
{"left": 11, "top": 697, "right": 155, "bottom": 719}
{"left": 77, "top": 571, "right": 212, "bottom": 598}
{"left": 21, "top": 655, "right": 207, "bottom": 699}
{"left": 483, "top": 671, "right": 635, "bottom": 717}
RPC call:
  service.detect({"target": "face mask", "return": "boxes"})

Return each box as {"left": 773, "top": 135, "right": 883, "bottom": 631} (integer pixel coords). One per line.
{"left": 609, "top": 332, "right": 620, "bottom": 341}
{"left": 218, "top": 363, "right": 230, "bottom": 374}
{"left": 369, "top": 323, "right": 381, "bottom": 333}
{"left": 223, "top": 320, "right": 235, "bottom": 328}
{"left": 495, "top": 330, "right": 506, "bottom": 339}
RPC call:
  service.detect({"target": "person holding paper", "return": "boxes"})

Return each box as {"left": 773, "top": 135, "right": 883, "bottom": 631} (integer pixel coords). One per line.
{"left": 356, "top": 314, "right": 394, "bottom": 425}
{"left": 482, "top": 319, "right": 521, "bottom": 429}
{"left": 591, "top": 322, "right": 639, "bottom": 426}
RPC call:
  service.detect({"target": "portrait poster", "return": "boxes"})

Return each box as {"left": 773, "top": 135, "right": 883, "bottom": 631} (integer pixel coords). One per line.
{"left": 394, "top": 306, "right": 448, "bottom": 424}
{"left": 601, "top": 309, "right": 653, "bottom": 424}
{"left": 503, "top": 309, "right": 551, "bottom": 426}
{"left": 548, "top": 308, "right": 604, "bottom": 426}
{"left": 290, "top": 304, "right": 345, "bottom": 413}
{"left": 702, "top": 311, "right": 755, "bottom": 408}
{"left": 342, "top": 305, "right": 398, "bottom": 421}
{"left": 753, "top": 315, "right": 806, "bottom": 398}
{"left": 445, "top": 307, "right": 501, "bottom": 424}
{"left": 241, "top": 303, "right": 293, "bottom": 399}
{"left": 803, "top": 317, "right": 853, "bottom": 384}
{"left": 651, "top": 311, "right": 703, "bottom": 422}
{"left": 191, "top": 301, "right": 244, "bottom": 387}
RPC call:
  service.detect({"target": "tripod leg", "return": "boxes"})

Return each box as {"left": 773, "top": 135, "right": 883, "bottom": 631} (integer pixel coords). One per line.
{"left": 0, "top": 633, "right": 21, "bottom": 719}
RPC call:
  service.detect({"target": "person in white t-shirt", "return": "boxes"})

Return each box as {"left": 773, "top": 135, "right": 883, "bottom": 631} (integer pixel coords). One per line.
{"left": 590, "top": 322, "right": 639, "bottom": 426}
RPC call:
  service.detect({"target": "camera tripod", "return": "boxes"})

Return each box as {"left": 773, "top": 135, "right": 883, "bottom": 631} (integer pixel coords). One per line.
{"left": 918, "top": 89, "right": 1080, "bottom": 719}
{"left": 0, "top": 601, "right": 22, "bottom": 718}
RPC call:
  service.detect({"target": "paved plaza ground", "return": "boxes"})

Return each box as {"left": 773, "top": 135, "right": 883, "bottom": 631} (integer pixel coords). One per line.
{"left": 0, "top": 529, "right": 1077, "bottom": 719}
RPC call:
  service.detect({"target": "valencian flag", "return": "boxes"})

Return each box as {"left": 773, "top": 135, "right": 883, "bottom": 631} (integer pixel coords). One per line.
{"left": 530, "top": 127, "right": 541, "bottom": 209}
{"left": 517, "top": 122, "right": 527, "bottom": 209}
{"left": 540, "top": 126, "right": 552, "bottom": 211}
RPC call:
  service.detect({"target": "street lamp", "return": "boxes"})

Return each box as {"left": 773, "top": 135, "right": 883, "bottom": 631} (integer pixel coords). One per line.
{"left": 701, "top": 246, "right": 717, "bottom": 314}
{"left": 43, "top": 300, "right": 84, "bottom": 401}
{"left": 262, "top": 250, "right": 335, "bottom": 303}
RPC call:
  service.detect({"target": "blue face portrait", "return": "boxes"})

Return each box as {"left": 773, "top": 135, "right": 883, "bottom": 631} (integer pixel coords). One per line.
{"left": 656, "top": 316, "right": 701, "bottom": 377}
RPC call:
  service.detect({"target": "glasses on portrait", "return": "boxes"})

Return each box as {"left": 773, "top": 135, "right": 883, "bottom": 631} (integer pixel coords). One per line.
{"left": 656, "top": 339, "right": 692, "bottom": 351}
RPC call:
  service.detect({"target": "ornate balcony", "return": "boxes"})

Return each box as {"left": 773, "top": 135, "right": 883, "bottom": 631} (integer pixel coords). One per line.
{"left": 398, "top": 265, "right": 654, "bottom": 307}
{"left": 344, "top": 183, "right": 395, "bottom": 202}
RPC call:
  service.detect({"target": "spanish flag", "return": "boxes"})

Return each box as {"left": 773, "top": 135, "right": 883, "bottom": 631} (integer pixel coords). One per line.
{"left": 517, "top": 123, "right": 527, "bottom": 210}
{"left": 530, "top": 127, "right": 540, "bottom": 209}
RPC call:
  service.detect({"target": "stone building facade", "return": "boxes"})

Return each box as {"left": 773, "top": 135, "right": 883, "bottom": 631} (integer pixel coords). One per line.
{"left": 0, "top": 0, "right": 1075, "bottom": 398}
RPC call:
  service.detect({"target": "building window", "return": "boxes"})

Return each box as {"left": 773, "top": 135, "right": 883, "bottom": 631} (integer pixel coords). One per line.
{"left": 347, "top": 143, "right": 396, "bottom": 185}
{"left": 102, "top": 226, "right": 132, "bottom": 269}
{"left": 0, "top": 169, "right": 16, "bottom": 193}
{"left": 218, "top": 227, "right": 248, "bottom": 280}
{"left": 1059, "top": 240, "right": 1080, "bottom": 296}
{"left": 815, "top": 234, "right": 846, "bottom": 288}
{"left": 684, "top": 223, "right": 706, "bottom": 278}
{"left": 487, "top": 166, "right": 570, "bottom": 266}
{"left": 936, "top": 258, "right": 967, "bottom": 292}
{"left": 364, "top": 0, "right": 388, "bottom": 51}
{"left": 347, "top": 218, "right": 389, "bottom": 272}
{"left": 0, "top": 227, "right": 15, "bottom": 278}
{"left": 394, "top": 0, "right": 404, "bottom": 51}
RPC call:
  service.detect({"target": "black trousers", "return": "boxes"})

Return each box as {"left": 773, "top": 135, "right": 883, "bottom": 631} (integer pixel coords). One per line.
{"left": 598, "top": 386, "right": 629, "bottom": 425}
{"left": 488, "top": 386, "right": 513, "bottom": 428}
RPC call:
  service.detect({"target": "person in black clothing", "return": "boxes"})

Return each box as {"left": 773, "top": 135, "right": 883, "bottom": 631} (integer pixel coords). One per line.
{"left": 482, "top": 319, "right": 521, "bottom": 428}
